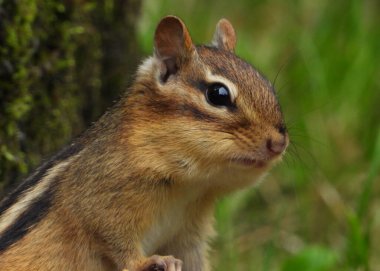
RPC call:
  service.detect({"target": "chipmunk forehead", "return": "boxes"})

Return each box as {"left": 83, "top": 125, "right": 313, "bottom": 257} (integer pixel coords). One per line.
{"left": 195, "top": 45, "right": 273, "bottom": 92}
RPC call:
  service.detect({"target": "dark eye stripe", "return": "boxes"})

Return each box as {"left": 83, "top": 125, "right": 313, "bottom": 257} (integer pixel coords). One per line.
{"left": 187, "top": 79, "right": 208, "bottom": 93}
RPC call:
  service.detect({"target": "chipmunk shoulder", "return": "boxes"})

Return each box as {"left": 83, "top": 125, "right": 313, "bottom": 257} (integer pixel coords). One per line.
{"left": 0, "top": 16, "right": 288, "bottom": 271}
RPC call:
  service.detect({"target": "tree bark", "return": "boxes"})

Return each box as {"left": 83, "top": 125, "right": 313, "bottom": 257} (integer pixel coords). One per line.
{"left": 0, "top": 0, "right": 141, "bottom": 195}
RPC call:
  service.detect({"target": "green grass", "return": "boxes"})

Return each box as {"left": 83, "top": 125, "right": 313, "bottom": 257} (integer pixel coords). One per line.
{"left": 138, "top": 0, "right": 380, "bottom": 270}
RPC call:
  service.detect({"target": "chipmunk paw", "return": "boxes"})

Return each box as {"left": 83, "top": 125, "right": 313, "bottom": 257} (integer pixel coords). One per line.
{"left": 140, "top": 255, "right": 183, "bottom": 271}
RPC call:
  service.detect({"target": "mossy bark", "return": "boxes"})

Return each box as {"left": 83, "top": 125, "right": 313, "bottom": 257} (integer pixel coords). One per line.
{"left": 0, "top": 0, "right": 141, "bottom": 195}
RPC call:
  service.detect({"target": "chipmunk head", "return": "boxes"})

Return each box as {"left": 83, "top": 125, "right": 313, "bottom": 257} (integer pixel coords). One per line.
{"left": 127, "top": 16, "right": 288, "bottom": 188}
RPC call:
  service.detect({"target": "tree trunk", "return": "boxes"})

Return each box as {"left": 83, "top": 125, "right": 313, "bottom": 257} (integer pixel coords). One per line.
{"left": 0, "top": 0, "right": 141, "bottom": 195}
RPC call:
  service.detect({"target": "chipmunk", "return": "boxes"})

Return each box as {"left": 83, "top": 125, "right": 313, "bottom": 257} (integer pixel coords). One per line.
{"left": 0, "top": 16, "right": 288, "bottom": 271}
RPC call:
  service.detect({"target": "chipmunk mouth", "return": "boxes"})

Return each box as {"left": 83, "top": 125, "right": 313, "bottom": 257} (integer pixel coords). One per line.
{"left": 229, "top": 157, "right": 268, "bottom": 168}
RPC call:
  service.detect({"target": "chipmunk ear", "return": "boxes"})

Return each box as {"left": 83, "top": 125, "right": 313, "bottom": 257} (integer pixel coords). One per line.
{"left": 154, "top": 16, "right": 195, "bottom": 82}
{"left": 212, "top": 18, "right": 236, "bottom": 52}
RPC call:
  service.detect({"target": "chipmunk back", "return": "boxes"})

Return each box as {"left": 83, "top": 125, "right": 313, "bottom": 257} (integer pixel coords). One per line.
{"left": 0, "top": 16, "right": 288, "bottom": 271}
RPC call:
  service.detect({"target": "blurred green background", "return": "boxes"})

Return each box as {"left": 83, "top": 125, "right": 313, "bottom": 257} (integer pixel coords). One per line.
{"left": 1, "top": 0, "right": 380, "bottom": 270}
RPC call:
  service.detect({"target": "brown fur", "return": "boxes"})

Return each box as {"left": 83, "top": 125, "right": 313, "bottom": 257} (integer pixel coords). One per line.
{"left": 0, "top": 16, "right": 288, "bottom": 271}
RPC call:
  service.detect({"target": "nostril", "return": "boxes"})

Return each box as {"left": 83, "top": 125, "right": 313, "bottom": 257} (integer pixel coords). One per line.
{"left": 278, "top": 124, "right": 287, "bottom": 135}
{"left": 266, "top": 137, "right": 286, "bottom": 155}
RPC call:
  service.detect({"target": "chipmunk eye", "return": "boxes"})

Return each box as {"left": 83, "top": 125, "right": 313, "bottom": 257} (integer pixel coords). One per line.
{"left": 206, "top": 83, "right": 233, "bottom": 107}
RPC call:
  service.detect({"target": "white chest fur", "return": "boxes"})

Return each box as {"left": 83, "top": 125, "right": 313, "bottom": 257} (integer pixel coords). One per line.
{"left": 141, "top": 199, "right": 187, "bottom": 256}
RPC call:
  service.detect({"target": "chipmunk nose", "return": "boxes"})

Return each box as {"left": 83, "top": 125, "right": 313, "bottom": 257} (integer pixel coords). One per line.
{"left": 266, "top": 134, "right": 288, "bottom": 155}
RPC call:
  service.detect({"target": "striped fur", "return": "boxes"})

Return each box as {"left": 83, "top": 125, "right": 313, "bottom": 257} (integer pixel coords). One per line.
{"left": 0, "top": 142, "right": 83, "bottom": 252}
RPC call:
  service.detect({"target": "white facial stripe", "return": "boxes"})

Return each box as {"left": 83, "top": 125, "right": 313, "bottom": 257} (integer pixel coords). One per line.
{"left": 0, "top": 159, "right": 72, "bottom": 235}
{"left": 205, "top": 69, "right": 238, "bottom": 102}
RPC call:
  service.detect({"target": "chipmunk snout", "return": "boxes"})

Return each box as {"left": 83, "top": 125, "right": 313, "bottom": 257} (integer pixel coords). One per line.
{"left": 266, "top": 132, "right": 288, "bottom": 156}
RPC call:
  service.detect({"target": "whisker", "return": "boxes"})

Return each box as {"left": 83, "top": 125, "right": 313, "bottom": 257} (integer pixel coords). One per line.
{"left": 273, "top": 64, "right": 284, "bottom": 89}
